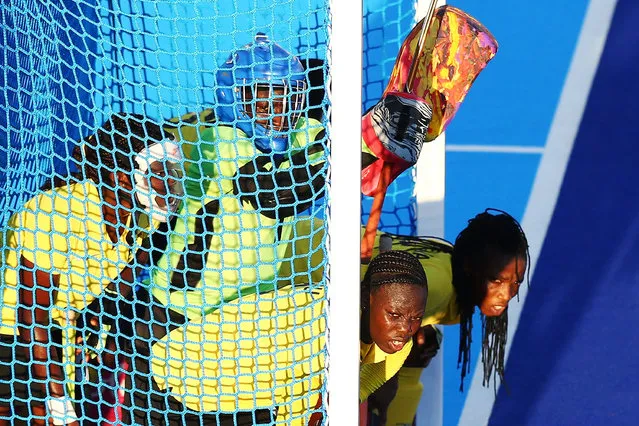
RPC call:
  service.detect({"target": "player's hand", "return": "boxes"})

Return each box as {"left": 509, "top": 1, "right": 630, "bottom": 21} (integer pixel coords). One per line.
{"left": 404, "top": 325, "right": 441, "bottom": 368}
{"left": 361, "top": 91, "right": 433, "bottom": 196}
{"left": 76, "top": 290, "right": 121, "bottom": 352}
{"left": 363, "top": 91, "right": 432, "bottom": 162}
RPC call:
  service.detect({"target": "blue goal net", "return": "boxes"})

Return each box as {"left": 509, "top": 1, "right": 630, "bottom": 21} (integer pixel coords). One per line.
{"left": 0, "top": 1, "right": 333, "bottom": 425}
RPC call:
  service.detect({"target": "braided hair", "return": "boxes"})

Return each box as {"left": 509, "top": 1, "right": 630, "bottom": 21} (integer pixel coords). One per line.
{"left": 451, "top": 209, "right": 530, "bottom": 391}
{"left": 362, "top": 250, "right": 428, "bottom": 299}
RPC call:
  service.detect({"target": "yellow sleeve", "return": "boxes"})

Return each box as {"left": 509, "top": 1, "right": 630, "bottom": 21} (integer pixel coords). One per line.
{"left": 359, "top": 340, "right": 413, "bottom": 402}
{"left": 8, "top": 193, "right": 70, "bottom": 272}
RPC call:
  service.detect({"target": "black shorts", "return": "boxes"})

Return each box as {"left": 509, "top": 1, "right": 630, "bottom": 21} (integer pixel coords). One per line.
{"left": 78, "top": 289, "right": 276, "bottom": 426}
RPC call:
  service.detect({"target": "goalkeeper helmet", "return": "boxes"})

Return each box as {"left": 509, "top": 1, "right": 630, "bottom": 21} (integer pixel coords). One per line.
{"left": 215, "top": 33, "right": 307, "bottom": 153}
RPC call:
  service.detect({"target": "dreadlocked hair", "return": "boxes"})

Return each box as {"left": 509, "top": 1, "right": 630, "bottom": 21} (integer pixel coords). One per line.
{"left": 362, "top": 250, "right": 428, "bottom": 297}
{"left": 71, "top": 113, "right": 168, "bottom": 187}
{"left": 451, "top": 208, "right": 530, "bottom": 392}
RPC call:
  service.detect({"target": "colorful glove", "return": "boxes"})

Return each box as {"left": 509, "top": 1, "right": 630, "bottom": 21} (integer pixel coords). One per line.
{"left": 361, "top": 91, "right": 432, "bottom": 196}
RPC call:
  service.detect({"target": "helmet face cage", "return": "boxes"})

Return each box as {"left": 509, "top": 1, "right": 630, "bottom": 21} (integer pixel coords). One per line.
{"left": 214, "top": 33, "right": 309, "bottom": 153}
{"left": 132, "top": 137, "right": 185, "bottom": 223}
{"left": 237, "top": 79, "right": 307, "bottom": 133}
{"left": 144, "top": 159, "right": 184, "bottom": 212}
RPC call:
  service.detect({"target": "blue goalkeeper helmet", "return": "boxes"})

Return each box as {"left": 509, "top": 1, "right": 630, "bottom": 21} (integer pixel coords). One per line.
{"left": 215, "top": 33, "right": 307, "bottom": 153}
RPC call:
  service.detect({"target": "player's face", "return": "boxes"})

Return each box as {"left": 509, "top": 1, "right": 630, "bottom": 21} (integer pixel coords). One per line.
{"left": 147, "top": 160, "right": 183, "bottom": 210}
{"left": 369, "top": 283, "right": 426, "bottom": 354}
{"left": 103, "top": 170, "right": 135, "bottom": 210}
{"left": 243, "top": 84, "right": 303, "bottom": 132}
{"left": 479, "top": 256, "right": 526, "bottom": 317}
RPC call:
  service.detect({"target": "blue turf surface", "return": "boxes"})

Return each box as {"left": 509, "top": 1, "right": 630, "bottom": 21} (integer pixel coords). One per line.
{"left": 443, "top": 0, "right": 589, "bottom": 423}
{"left": 489, "top": 0, "right": 639, "bottom": 424}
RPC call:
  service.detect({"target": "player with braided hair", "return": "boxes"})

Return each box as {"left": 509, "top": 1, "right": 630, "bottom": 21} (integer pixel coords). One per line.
{"left": 452, "top": 209, "right": 530, "bottom": 391}
{"left": 369, "top": 209, "right": 530, "bottom": 426}
{"left": 361, "top": 250, "right": 428, "bottom": 356}
{"left": 359, "top": 250, "right": 428, "bottom": 425}
{"left": 129, "top": 231, "right": 428, "bottom": 426}
{"left": 0, "top": 113, "right": 183, "bottom": 426}
{"left": 234, "top": 209, "right": 526, "bottom": 425}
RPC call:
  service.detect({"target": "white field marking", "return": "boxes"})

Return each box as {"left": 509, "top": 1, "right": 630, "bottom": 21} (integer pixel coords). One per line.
{"left": 458, "top": 1, "right": 620, "bottom": 425}
{"left": 446, "top": 144, "right": 545, "bottom": 154}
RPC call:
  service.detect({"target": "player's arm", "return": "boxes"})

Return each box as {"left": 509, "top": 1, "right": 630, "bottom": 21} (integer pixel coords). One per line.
{"left": 80, "top": 240, "right": 152, "bottom": 340}
{"left": 234, "top": 140, "right": 326, "bottom": 219}
{"left": 18, "top": 256, "right": 79, "bottom": 425}
{"left": 361, "top": 92, "right": 433, "bottom": 196}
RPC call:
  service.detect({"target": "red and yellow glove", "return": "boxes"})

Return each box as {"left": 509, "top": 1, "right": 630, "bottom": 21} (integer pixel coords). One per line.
{"left": 361, "top": 91, "right": 432, "bottom": 197}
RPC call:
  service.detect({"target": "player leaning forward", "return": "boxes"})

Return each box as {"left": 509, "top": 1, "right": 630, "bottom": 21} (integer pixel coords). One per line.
{"left": 0, "top": 114, "right": 183, "bottom": 426}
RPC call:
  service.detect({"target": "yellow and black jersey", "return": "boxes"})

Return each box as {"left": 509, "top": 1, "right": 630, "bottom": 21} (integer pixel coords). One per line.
{"left": 0, "top": 180, "right": 152, "bottom": 335}
{"left": 149, "top": 117, "right": 326, "bottom": 320}
{"left": 0, "top": 180, "right": 152, "bottom": 398}
{"left": 360, "top": 339, "right": 414, "bottom": 402}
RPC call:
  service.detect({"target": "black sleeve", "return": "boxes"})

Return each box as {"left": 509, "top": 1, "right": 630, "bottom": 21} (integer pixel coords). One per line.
{"left": 233, "top": 141, "right": 326, "bottom": 220}
{"left": 302, "top": 58, "right": 327, "bottom": 122}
